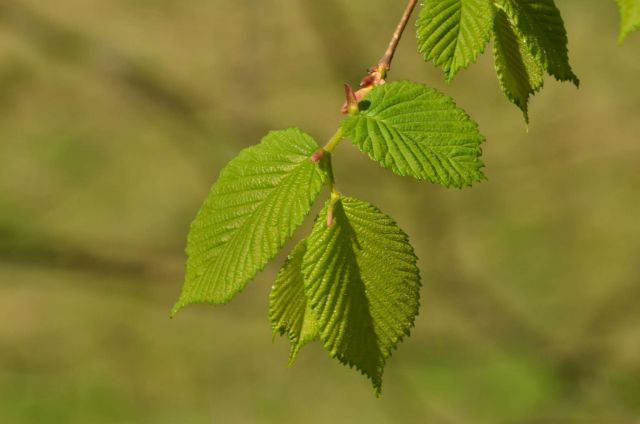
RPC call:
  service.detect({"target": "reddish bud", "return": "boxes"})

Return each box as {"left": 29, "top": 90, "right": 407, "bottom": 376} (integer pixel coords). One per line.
{"left": 341, "top": 66, "right": 388, "bottom": 114}
{"left": 310, "top": 148, "right": 324, "bottom": 162}
{"left": 344, "top": 83, "right": 358, "bottom": 106}
{"left": 326, "top": 207, "right": 334, "bottom": 227}
{"left": 341, "top": 83, "right": 359, "bottom": 115}
{"left": 360, "top": 66, "right": 385, "bottom": 88}
{"left": 360, "top": 74, "right": 376, "bottom": 88}
{"left": 344, "top": 83, "right": 357, "bottom": 102}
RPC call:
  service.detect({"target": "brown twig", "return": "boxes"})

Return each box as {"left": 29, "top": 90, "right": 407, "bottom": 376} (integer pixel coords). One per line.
{"left": 340, "top": 0, "right": 419, "bottom": 113}
{"left": 378, "top": 0, "right": 419, "bottom": 72}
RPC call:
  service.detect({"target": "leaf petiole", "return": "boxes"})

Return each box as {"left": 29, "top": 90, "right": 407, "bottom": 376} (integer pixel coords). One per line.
{"left": 323, "top": 127, "right": 344, "bottom": 153}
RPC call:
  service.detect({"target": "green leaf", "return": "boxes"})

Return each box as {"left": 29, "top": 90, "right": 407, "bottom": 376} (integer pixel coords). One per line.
{"left": 617, "top": 0, "right": 640, "bottom": 42}
{"left": 496, "top": 0, "right": 579, "bottom": 86}
{"left": 340, "top": 81, "right": 485, "bottom": 188}
{"left": 492, "top": 9, "right": 544, "bottom": 122}
{"left": 302, "top": 196, "right": 421, "bottom": 394}
{"left": 269, "top": 239, "right": 318, "bottom": 364}
{"left": 172, "top": 128, "right": 326, "bottom": 314}
{"left": 416, "top": 0, "right": 495, "bottom": 82}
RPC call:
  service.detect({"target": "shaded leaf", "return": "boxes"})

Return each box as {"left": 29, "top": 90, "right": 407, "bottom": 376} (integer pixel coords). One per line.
{"left": 269, "top": 239, "right": 318, "bottom": 363}
{"left": 496, "top": 0, "right": 579, "bottom": 85}
{"left": 492, "top": 9, "right": 544, "bottom": 122}
{"left": 302, "top": 196, "right": 421, "bottom": 394}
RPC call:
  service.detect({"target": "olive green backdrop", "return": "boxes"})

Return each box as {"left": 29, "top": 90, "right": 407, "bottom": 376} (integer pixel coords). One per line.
{"left": 1, "top": 0, "right": 639, "bottom": 422}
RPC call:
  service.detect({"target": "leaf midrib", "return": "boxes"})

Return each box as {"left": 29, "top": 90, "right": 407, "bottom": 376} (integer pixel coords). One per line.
{"left": 193, "top": 157, "right": 317, "bottom": 286}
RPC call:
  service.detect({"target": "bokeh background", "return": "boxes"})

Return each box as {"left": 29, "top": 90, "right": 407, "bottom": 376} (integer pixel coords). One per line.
{"left": 1, "top": 0, "right": 639, "bottom": 422}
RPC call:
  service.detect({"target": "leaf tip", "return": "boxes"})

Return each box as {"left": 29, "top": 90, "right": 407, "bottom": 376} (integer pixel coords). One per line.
{"left": 565, "top": 72, "right": 580, "bottom": 88}
{"left": 270, "top": 326, "right": 279, "bottom": 343}
{"left": 444, "top": 68, "right": 457, "bottom": 84}
{"left": 170, "top": 301, "right": 184, "bottom": 318}
{"left": 370, "top": 375, "right": 383, "bottom": 397}
{"left": 572, "top": 77, "right": 580, "bottom": 89}
{"left": 518, "top": 105, "right": 530, "bottom": 126}
{"left": 287, "top": 347, "right": 301, "bottom": 367}
{"left": 617, "top": 28, "right": 632, "bottom": 44}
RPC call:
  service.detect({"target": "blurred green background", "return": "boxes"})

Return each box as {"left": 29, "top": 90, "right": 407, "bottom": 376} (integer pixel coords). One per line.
{"left": 1, "top": 0, "right": 639, "bottom": 422}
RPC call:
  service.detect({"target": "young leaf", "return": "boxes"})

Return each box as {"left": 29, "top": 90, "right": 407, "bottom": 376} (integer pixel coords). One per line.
{"left": 416, "top": 0, "right": 495, "bottom": 82}
{"left": 617, "top": 0, "right": 640, "bottom": 42}
{"left": 492, "top": 9, "right": 544, "bottom": 122}
{"left": 495, "top": 0, "right": 579, "bottom": 86}
{"left": 172, "top": 128, "right": 326, "bottom": 314}
{"left": 269, "top": 239, "right": 318, "bottom": 364}
{"left": 340, "top": 81, "right": 485, "bottom": 188}
{"left": 302, "top": 196, "right": 421, "bottom": 394}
